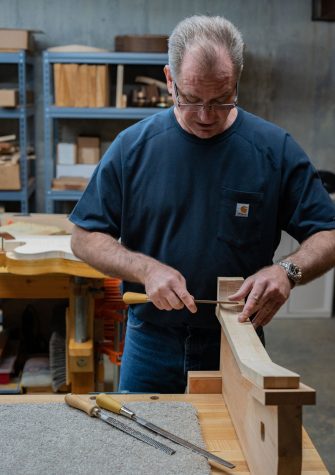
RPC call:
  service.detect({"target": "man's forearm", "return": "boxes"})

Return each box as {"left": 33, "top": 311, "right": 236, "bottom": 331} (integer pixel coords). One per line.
{"left": 231, "top": 229, "right": 335, "bottom": 327}
{"left": 285, "top": 229, "right": 335, "bottom": 284}
{"left": 70, "top": 225, "right": 197, "bottom": 312}
{"left": 71, "top": 225, "right": 155, "bottom": 284}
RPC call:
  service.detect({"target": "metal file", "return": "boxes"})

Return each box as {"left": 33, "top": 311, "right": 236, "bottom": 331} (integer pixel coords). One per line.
{"left": 96, "top": 394, "right": 235, "bottom": 470}
{"left": 65, "top": 393, "right": 175, "bottom": 455}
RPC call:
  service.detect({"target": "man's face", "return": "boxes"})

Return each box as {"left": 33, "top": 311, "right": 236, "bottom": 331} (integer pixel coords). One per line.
{"left": 164, "top": 48, "right": 237, "bottom": 139}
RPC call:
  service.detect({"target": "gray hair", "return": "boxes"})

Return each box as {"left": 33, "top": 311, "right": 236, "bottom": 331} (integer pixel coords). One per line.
{"left": 168, "top": 15, "right": 244, "bottom": 81}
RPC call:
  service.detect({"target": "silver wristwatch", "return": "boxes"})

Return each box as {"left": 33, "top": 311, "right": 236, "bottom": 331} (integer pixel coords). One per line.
{"left": 278, "top": 260, "right": 302, "bottom": 285}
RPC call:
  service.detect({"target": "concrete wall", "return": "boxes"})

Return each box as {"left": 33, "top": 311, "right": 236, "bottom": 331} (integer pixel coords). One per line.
{"left": 0, "top": 0, "right": 334, "bottom": 211}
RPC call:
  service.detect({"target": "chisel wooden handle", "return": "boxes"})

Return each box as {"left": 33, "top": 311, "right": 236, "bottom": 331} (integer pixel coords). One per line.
{"left": 96, "top": 394, "right": 123, "bottom": 414}
{"left": 65, "top": 393, "right": 97, "bottom": 416}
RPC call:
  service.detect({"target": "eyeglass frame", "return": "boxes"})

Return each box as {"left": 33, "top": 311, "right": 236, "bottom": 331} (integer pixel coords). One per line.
{"left": 173, "top": 81, "right": 238, "bottom": 112}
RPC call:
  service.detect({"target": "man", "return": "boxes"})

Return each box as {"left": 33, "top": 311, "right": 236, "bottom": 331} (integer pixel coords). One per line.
{"left": 70, "top": 15, "right": 335, "bottom": 393}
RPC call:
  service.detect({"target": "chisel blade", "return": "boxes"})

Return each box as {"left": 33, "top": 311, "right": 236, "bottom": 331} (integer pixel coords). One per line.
{"left": 194, "top": 299, "right": 239, "bottom": 305}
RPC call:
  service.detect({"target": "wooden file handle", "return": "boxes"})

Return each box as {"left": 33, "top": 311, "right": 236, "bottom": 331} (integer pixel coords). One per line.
{"left": 65, "top": 393, "right": 97, "bottom": 417}
{"left": 96, "top": 394, "right": 123, "bottom": 414}
{"left": 122, "top": 292, "right": 149, "bottom": 304}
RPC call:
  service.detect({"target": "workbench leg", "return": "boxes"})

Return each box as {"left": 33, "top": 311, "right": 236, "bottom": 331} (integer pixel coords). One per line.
{"left": 66, "top": 278, "right": 103, "bottom": 393}
{"left": 71, "top": 373, "right": 95, "bottom": 394}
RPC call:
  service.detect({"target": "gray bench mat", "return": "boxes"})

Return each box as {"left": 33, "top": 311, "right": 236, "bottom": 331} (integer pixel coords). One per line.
{"left": 0, "top": 401, "right": 211, "bottom": 475}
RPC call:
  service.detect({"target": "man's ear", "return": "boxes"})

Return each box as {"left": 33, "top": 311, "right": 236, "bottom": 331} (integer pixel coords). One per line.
{"left": 164, "top": 65, "right": 173, "bottom": 95}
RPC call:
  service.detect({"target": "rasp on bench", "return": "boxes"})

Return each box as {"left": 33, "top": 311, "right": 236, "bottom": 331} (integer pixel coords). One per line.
{"left": 96, "top": 394, "right": 235, "bottom": 470}
{"left": 65, "top": 393, "right": 175, "bottom": 455}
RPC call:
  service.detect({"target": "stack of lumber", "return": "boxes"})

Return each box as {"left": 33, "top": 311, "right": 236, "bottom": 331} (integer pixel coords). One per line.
{"left": 53, "top": 64, "right": 109, "bottom": 107}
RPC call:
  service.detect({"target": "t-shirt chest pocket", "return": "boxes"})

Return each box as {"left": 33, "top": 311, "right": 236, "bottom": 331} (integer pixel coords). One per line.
{"left": 218, "top": 187, "right": 264, "bottom": 247}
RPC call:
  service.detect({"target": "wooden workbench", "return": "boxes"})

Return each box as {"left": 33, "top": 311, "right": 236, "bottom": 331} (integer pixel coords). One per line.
{"left": 0, "top": 213, "right": 106, "bottom": 393}
{"left": 0, "top": 218, "right": 330, "bottom": 473}
{"left": 0, "top": 393, "right": 328, "bottom": 474}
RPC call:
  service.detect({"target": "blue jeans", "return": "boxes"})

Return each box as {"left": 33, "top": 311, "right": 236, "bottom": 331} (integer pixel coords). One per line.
{"left": 118, "top": 309, "right": 221, "bottom": 393}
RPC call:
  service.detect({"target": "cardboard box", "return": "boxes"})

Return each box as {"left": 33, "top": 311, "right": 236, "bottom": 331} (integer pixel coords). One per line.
{"left": 57, "top": 143, "right": 77, "bottom": 165}
{"left": 77, "top": 137, "right": 100, "bottom": 164}
{"left": 52, "top": 176, "right": 88, "bottom": 191}
{"left": 0, "top": 90, "right": 18, "bottom": 107}
{"left": 0, "top": 29, "right": 35, "bottom": 52}
{"left": 56, "top": 163, "right": 97, "bottom": 179}
{"left": 0, "top": 157, "right": 20, "bottom": 190}
{"left": 115, "top": 35, "right": 168, "bottom": 53}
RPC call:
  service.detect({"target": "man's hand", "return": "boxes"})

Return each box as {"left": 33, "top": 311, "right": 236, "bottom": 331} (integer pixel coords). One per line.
{"left": 228, "top": 265, "right": 292, "bottom": 328}
{"left": 143, "top": 260, "right": 197, "bottom": 313}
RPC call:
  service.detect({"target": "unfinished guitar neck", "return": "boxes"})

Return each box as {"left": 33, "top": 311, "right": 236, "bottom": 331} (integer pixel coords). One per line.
{"left": 216, "top": 277, "right": 315, "bottom": 475}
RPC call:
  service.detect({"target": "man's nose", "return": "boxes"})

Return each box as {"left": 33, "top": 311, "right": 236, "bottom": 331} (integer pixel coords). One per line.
{"left": 197, "top": 105, "right": 215, "bottom": 119}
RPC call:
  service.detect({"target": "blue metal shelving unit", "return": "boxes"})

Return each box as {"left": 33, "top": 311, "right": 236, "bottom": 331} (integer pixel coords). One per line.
{"left": 0, "top": 51, "right": 35, "bottom": 213}
{"left": 43, "top": 51, "right": 168, "bottom": 213}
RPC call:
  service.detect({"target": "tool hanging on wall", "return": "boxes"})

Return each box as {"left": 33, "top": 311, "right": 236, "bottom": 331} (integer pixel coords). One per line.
{"left": 96, "top": 394, "right": 235, "bottom": 469}
{"left": 65, "top": 393, "right": 175, "bottom": 455}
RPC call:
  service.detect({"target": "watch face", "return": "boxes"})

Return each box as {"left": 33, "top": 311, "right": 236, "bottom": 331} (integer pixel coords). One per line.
{"left": 289, "top": 264, "right": 299, "bottom": 275}
{"left": 288, "top": 263, "right": 302, "bottom": 281}
{"left": 279, "top": 261, "right": 302, "bottom": 283}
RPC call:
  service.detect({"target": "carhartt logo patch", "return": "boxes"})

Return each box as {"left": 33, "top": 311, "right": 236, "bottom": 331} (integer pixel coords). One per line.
{"left": 235, "top": 203, "right": 250, "bottom": 217}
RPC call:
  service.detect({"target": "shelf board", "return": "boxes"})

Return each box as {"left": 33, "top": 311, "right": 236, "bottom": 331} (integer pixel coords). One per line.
{"left": 44, "top": 51, "right": 168, "bottom": 65}
{"left": 46, "top": 106, "right": 167, "bottom": 119}
{"left": 0, "top": 51, "right": 33, "bottom": 65}
{"left": 0, "top": 107, "right": 34, "bottom": 119}
{"left": 0, "top": 177, "right": 35, "bottom": 201}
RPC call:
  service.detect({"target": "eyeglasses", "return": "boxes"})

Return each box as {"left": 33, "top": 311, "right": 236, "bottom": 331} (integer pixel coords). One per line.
{"left": 173, "top": 82, "right": 238, "bottom": 112}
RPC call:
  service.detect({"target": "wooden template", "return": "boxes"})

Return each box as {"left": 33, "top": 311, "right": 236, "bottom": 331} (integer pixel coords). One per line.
{"left": 2, "top": 235, "right": 104, "bottom": 278}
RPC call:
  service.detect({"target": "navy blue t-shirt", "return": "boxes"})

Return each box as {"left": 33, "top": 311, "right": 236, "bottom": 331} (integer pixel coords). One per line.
{"left": 70, "top": 107, "right": 335, "bottom": 328}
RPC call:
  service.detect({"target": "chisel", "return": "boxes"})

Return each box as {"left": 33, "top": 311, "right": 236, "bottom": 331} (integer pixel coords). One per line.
{"left": 123, "top": 291, "right": 237, "bottom": 305}
{"left": 65, "top": 393, "right": 175, "bottom": 455}
{"left": 96, "top": 394, "right": 235, "bottom": 470}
